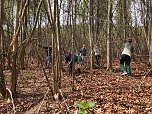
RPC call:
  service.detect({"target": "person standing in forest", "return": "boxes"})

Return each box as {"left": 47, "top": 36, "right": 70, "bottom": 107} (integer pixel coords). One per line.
{"left": 94, "top": 45, "right": 101, "bottom": 67}
{"left": 37, "top": 44, "right": 52, "bottom": 68}
{"left": 68, "top": 52, "right": 80, "bottom": 75}
{"left": 80, "top": 45, "right": 87, "bottom": 66}
{"left": 120, "top": 38, "right": 134, "bottom": 76}
{"left": 65, "top": 50, "right": 72, "bottom": 63}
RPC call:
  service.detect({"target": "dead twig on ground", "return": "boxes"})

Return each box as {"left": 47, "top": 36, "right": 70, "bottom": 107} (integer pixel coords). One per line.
{"left": 6, "top": 88, "right": 16, "bottom": 114}
{"left": 59, "top": 89, "right": 71, "bottom": 114}
{"left": 36, "top": 88, "right": 49, "bottom": 114}
{"left": 143, "top": 68, "right": 152, "bottom": 79}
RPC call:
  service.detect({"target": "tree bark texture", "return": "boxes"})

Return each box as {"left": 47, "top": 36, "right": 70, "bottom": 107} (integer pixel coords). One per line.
{"left": 107, "top": 0, "right": 112, "bottom": 71}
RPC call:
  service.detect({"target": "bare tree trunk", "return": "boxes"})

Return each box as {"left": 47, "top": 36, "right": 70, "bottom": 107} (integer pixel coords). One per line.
{"left": 45, "top": 0, "right": 57, "bottom": 96}
{"left": 150, "top": 37, "right": 152, "bottom": 67}
{"left": 19, "top": 0, "right": 28, "bottom": 70}
{"left": 149, "top": 1, "right": 152, "bottom": 67}
{"left": 123, "top": 0, "right": 127, "bottom": 39}
{"left": 0, "top": 61, "right": 6, "bottom": 99}
{"left": 56, "top": 0, "right": 62, "bottom": 91}
{"left": 95, "top": 0, "right": 100, "bottom": 44}
{"left": 70, "top": 0, "right": 77, "bottom": 91}
{"left": 11, "top": 0, "right": 20, "bottom": 95}
{"left": 0, "top": 0, "right": 3, "bottom": 52}
{"left": 89, "top": 0, "right": 94, "bottom": 72}
{"left": 0, "top": 0, "right": 7, "bottom": 99}
{"left": 10, "top": 0, "right": 30, "bottom": 96}
{"left": 53, "top": 0, "right": 58, "bottom": 96}
{"left": 140, "top": 0, "right": 152, "bottom": 66}
{"left": 46, "top": 0, "right": 62, "bottom": 98}
{"left": 107, "top": 0, "right": 112, "bottom": 71}
{"left": 82, "top": 10, "right": 86, "bottom": 43}
{"left": 70, "top": 0, "right": 74, "bottom": 91}
{"left": 133, "top": 1, "right": 142, "bottom": 56}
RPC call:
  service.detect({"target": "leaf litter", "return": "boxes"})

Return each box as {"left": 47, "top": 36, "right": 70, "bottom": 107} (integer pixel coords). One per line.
{"left": 0, "top": 61, "right": 151, "bottom": 114}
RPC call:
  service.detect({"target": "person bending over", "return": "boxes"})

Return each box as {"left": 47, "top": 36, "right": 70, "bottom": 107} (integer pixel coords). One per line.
{"left": 120, "top": 38, "right": 134, "bottom": 76}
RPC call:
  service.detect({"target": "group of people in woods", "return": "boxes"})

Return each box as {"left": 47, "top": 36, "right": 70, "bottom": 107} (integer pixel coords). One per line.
{"left": 65, "top": 44, "right": 102, "bottom": 75}
{"left": 37, "top": 38, "right": 134, "bottom": 76}
{"left": 65, "top": 45, "right": 88, "bottom": 66}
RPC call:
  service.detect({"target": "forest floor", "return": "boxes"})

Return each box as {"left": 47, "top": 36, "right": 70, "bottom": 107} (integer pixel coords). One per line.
{"left": 0, "top": 59, "right": 152, "bottom": 114}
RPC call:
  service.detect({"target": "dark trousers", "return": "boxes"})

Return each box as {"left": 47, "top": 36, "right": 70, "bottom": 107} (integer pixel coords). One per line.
{"left": 68, "top": 61, "right": 80, "bottom": 75}
{"left": 120, "top": 54, "right": 131, "bottom": 74}
{"left": 65, "top": 56, "right": 71, "bottom": 63}
{"left": 95, "top": 55, "right": 101, "bottom": 66}
{"left": 46, "top": 56, "right": 52, "bottom": 67}
{"left": 68, "top": 61, "right": 73, "bottom": 75}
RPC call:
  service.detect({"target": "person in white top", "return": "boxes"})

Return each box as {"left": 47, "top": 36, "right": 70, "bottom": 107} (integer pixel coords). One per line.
{"left": 94, "top": 45, "right": 101, "bottom": 67}
{"left": 120, "top": 38, "right": 134, "bottom": 76}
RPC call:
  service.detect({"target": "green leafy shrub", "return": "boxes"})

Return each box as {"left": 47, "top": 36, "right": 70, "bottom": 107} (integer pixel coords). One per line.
{"left": 75, "top": 100, "right": 96, "bottom": 114}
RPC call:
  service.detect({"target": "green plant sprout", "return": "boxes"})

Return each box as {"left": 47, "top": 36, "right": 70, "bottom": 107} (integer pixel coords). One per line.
{"left": 75, "top": 100, "right": 96, "bottom": 114}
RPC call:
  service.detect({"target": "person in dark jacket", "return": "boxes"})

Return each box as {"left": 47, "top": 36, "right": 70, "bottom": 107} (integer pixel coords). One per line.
{"left": 68, "top": 53, "right": 80, "bottom": 75}
{"left": 65, "top": 50, "right": 72, "bottom": 63}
